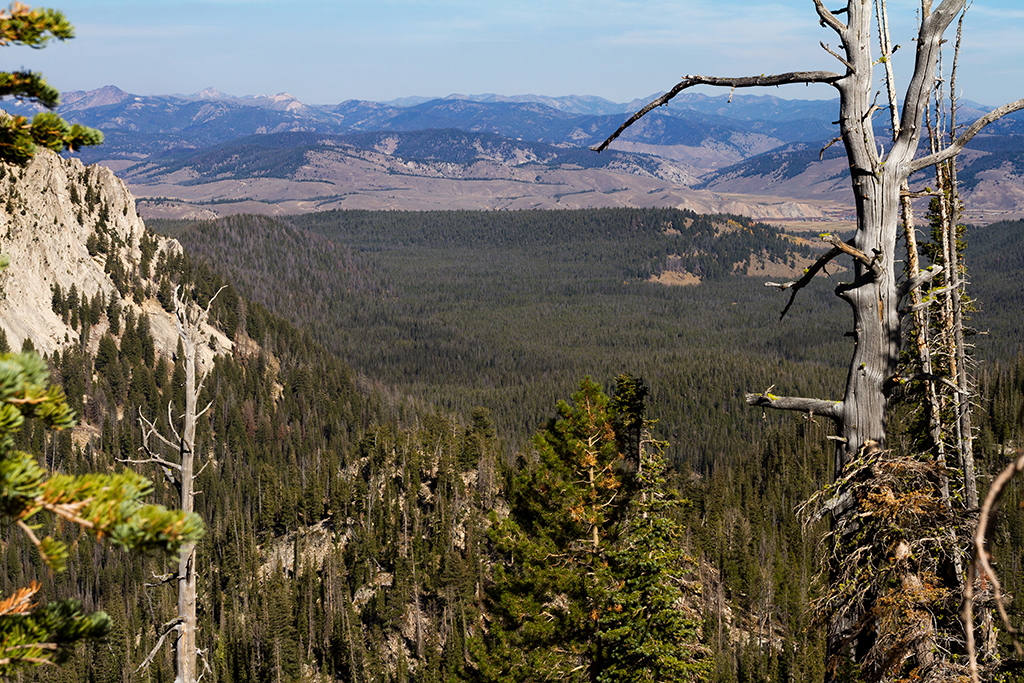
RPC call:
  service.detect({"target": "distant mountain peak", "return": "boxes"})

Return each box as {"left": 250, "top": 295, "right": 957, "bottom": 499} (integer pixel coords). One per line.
{"left": 60, "top": 85, "right": 131, "bottom": 111}
{"left": 194, "top": 87, "right": 230, "bottom": 99}
{"left": 251, "top": 92, "right": 297, "bottom": 101}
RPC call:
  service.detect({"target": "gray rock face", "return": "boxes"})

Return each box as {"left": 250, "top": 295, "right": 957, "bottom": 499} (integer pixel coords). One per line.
{"left": 0, "top": 149, "right": 229, "bottom": 365}
{"left": 0, "top": 151, "right": 145, "bottom": 354}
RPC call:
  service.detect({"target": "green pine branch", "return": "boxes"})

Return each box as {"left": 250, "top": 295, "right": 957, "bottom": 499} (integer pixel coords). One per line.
{"left": 0, "top": 3, "right": 74, "bottom": 48}
{"left": 0, "top": 583, "right": 110, "bottom": 673}
{"left": 0, "top": 4, "right": 102, "bottom": 165}
{"left": 0, "top": 70, "right": 59, "bottom": 107}
{"left": 0, "top": 7, "right": 136, "bottom": 673}
{"left": 0, "top": 350, "right": 204, "bottom": 672}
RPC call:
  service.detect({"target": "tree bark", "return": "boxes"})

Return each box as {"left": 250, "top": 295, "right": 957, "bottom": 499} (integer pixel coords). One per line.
{"left": 175, "top": 287, "right": 199, "bottom": 683}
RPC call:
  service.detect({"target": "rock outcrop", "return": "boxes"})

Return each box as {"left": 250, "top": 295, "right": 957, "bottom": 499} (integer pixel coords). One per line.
{"left": 0, "top": 149, "right": 230, "bottom": 364}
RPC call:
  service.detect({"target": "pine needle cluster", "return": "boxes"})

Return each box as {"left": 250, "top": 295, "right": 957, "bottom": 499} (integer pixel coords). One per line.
{"left": 0, "top": 2, "right": 102, "bottom": 164}
{"left": 0, "top": 351, "right": 204, "bottom": 673}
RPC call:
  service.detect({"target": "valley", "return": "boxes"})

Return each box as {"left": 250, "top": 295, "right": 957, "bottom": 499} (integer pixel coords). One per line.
{"left": 2, "top": 82, "right": 1024, "bottom": 683}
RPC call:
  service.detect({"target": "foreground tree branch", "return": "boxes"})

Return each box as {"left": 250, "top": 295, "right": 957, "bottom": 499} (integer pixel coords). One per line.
{"left": 964, "top": 448, "right": 1024, "bottom": 683}
{"left": 591, "top": 71, "right": 843, "bottom": 152}
{"left": 909, "top": 97, "right": 1024, "bottom": 173}
{"left": 745, "top": 390, "right": 842, "bottom": 421}
{"left": 768, "top": 244, "right": 844, "bottom": 319}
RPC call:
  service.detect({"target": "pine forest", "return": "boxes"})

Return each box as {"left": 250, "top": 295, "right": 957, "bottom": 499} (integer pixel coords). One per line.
{"left": 3, "top": 200, "right": 1024, "bottom": 682}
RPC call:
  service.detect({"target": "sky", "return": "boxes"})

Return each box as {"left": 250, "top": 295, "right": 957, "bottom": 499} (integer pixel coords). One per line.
{"left": 11, "top": 0, "right": 1024, "bottom": 107}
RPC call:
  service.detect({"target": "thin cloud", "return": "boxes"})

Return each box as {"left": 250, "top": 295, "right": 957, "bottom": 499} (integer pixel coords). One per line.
{"left": 971, "top": 6, "right": 1024, "bottom": 20}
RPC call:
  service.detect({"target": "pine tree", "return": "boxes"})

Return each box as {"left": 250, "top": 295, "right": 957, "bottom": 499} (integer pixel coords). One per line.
{"left": 475, "top": 378, "right": 626, "bottom": 682}
{"left": 474, "top": 377, "right": 708, "bottom": 683}
{"left": 0, "top": 3, "right": 102, "bottom": 164}
{"left": 598, "top": 428, "right": 710, "bottom": 683}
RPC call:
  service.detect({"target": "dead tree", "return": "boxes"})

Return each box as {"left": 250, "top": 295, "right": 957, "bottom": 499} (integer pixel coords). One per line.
{"left": 596, "top": 1, "right": 1023, "bottom": 680}
{"left": 122, "top": 285, "right": 220, "bottom": 683}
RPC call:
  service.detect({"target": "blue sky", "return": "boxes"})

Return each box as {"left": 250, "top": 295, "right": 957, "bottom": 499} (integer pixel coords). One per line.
{"left": 12, "top": 1, "right": 1024, "bottom": 106}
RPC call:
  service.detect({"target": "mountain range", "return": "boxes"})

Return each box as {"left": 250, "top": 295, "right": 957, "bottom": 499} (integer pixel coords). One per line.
{"left": 5, "top": 86, "right": 1023, "bottom": 222}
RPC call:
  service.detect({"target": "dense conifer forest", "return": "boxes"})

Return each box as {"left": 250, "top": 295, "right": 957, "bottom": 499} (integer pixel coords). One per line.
{"left": 153, "top": 208, "right": 842, "bottom": 471}
{"left": 7, "top": 209, "right": 1024, "bottom": 682}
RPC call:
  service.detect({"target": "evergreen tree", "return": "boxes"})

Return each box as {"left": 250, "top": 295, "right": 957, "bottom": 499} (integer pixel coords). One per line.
{"left": 0, "top": 3, "right": 102, "bottom": 164}
{"left": 598, "top": 427, "right": 710, "bottom": 683}
{"left": 475, "top": 377, "right": 707, "bottom": 683}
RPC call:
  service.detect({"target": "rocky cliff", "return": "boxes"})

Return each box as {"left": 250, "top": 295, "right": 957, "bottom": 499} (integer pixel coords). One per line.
{"left": 0, "top": 149, "right": 230, "bottom": 362}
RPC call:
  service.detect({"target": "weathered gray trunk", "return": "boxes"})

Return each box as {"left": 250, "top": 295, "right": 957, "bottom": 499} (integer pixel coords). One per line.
{"left": 177, "top": 314, "right": 199, "bottom": 683}
{"left": 822, "top": 3, "right": 954, "bottom": 668}
{"left": 833, "top": 171, "right": 902, "bottom": 469}
{"left": 132, "top": 286, "right": 217, "bottom": 683}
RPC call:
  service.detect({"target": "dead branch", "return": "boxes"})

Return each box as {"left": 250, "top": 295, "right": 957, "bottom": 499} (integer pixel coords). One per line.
{"left": 900, "top": 285, "right": 954, "bottom": 315}
{"left": 0, "top": 651, "right": 56, "bottom": 667}
{"left": 898, "top": 265, "right": 944, "bottom": 300}
{"left": 196, "top": 368, "right": 211, "bottom": 401}
{"left": 592, "top": 71, "right": 843, "bottom": 152}
{"left": 134, "top": 617, "right": 183, "bottom": 673}
{"left": 196, "top": 647, "right": 213, "bottom": 683}
{"left": 145, "top": 572, "right": 175, "bottom": 588}
{"left": 819, "top": 136, "right": 844, "bottom": 160}
{"left": 812, "top": 0, "right": 847, "bottom": 34}
{"left": 776, "top": 245, "right": 844, "bottom": 319}
{"left": 809, "top": 489, "right": 855, "bottom": 525}
{"left": 900, "top": 189, "right": 938, "bottom": 199}
{"left": 119, "top": 453, "right": 181, "bottom": 472}
{"left": 964, "top": 448, "right": 1024, "bottom": 683}
{"left": 167, "top": 401, "right": 182, "bottom": 445}
{"left": 820, "top": 41, "right": 855, "bottom": 71}
{"left": 875, "top": 0, "right": 901, "bottom": 138}
{"left": 195, "top": 400, "right": 214, "bottom": 421}
{"left": 764, "top": 281, "right": 797, "bottom": 290}
{"left": 37, "top": 500, "right": 95, "bottom": 530}
{"left": 194, "top": 459, "right": 211, "bottom": 479}
{"left": 892, "top": 373, "right": 967, "bottom": 395}
{"left": 823, "top": 233, "right": 883, "bottom": 278}
{"left": 139, "top": 408, "right": 177, "bottom": 450}
{"left": 745, "top": 390, "right": 842, "bottom": 421}
{"left": 909, "top": 97, "right": 1024, "bottom": 173}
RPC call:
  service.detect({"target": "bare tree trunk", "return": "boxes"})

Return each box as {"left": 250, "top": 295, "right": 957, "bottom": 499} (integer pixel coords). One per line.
{"left": 130, "top": 285, "right": 221, "bottom": 683}
{"left": 945, "top": 22, "right": 978, "bottom": 508}
{"left": 176, "top": 290, "right": 199, "bottom": 683}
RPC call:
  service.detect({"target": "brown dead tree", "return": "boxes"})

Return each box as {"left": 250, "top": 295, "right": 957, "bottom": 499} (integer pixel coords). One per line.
{"left": 595, "top": 1, "right": 1024, "bottom": 680}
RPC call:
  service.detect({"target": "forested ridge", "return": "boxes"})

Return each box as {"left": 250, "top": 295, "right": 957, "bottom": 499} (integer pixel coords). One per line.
{"left": 7, "top": 208, "right": 1024, "bottom": 683}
